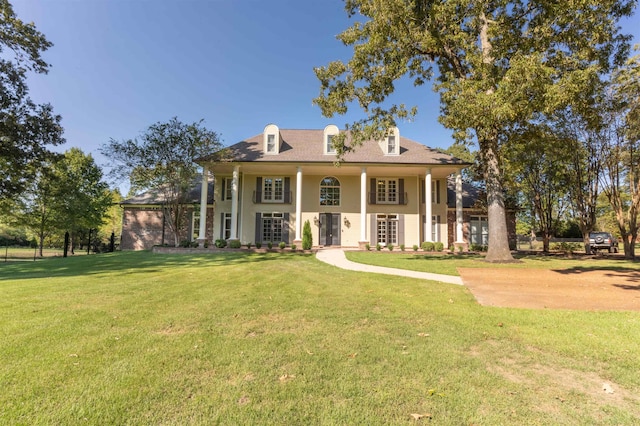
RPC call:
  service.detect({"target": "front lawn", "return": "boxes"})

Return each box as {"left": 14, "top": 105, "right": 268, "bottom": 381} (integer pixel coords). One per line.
{"left": 1, "top": 251, "right": 638, "bottom": 424}
{"left": 345, "top": 250, "right": 640, "bottom": 276}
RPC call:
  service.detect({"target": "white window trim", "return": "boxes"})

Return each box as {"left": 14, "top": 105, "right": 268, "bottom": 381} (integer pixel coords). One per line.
{"left": 262, "top": 176, "right": 285, "bottom": 203}
{"left": 266, "top": 134, "right": 276, "bottom": 153}
{"left": 376, "top": 178, "right": 398, "bottom": 204}
{"left": 376, "top": 213, "right": 399, "bottom": 246}
{"left": 320, "top": 176, "right": 340, "bottom": 206}
{"left": 192, "top": 210, "right": 200, "bottom": 241}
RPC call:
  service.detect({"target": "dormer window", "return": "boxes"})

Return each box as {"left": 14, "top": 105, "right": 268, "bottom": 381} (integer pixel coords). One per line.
{"left": 387, "top": 136, "right": 396, "bottom": 154}
{"left": 267, "top": 134, "right": 276, "bottom": 153}
{"left": 323, "top": 124, "right": 339, "bottom": 155}
{"left": 327, "top": 135, "right": 335, "bottom": 154}
{"left": 383, "top": 127, "right": 400, "bottom": 155}
{"left": 263, "top": 124, "right": 280, "bottom": 155}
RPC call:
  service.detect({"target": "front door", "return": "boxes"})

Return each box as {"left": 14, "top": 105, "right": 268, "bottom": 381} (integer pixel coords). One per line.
{"left": 319, "top": 213, "right": 341, "bottom": 246}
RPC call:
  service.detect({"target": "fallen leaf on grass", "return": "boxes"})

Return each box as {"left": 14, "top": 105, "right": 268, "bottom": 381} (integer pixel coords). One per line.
{"left": 603, "top": 383, "right": 615, "bottom": 394}
{"left": 238, "top": 395, "right": 250, "bottom": 405}
{"left": 347, "top": 353, "right": 358, "bottom": 358}
{"left": 410, "top": 413, "right": 432, "bottom": 420}
{"left": 417, "top": 333, "right": 430, "bottom": 337}
{"left": 279, "top": 374, "right": 296, "bottom": 382}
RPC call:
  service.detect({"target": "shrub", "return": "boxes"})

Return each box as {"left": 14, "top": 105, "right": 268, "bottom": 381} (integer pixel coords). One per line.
{"left": 203, "top": 240, "right": 209, "bottom": 248}
{"left": 400, "top": 244, "right": 405, "bottom": 251}
{"left": 255, "top": 242, "right": 262, "bottom": 249}
{"left": 267, "top": 241, "right": 273, "bottom": 249}
{"left": 376, "top": 243, "right": 382, "bottom": 251}
{"left": 215, "top": 239, "right": 227, "bottom": 248}
{"left": 470, "top": 244, "right": 487, "bottom": 252}
{"left": 246, "top": 242, "right": 252, "bottom": 249}
{"left": 291, "top": 244, "right": 296, "bottom": 251}
{"left": 302, "top": 220, "right": 313, "bottom": 250}
{"left": 412, "top": 244, "right": 419, "bottom": 252}
{"left": 551, "top": 242, "right": 581, "bottom": 254}
{"left": 229, "top": 240, "right": 242, "bottom": 249}
{"left": 422, "top": 242, "right": 434, "bottom": 252}
{"left": 388, "top": 244, "right": 394, "bottom": 251}
{"left": 434, "top": 242, "right": 444, "bottom": 252}
{"left": 365, "top": 243, "right": 370, "bottom": 251}
{"left": 279, "top": 241, "right": 286, "bottom": 250}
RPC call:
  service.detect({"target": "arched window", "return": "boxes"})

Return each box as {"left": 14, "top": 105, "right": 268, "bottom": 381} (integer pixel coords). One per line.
{"left": 320, "top": 177, "right": 340, "bottom": 206}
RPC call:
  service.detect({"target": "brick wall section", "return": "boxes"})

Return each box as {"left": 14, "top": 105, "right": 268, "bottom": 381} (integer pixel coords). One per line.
{"left": 121, "top": 207, "right": 215, "bottom": 250}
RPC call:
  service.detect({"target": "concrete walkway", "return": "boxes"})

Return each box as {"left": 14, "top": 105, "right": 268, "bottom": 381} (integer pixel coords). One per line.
{"left": 315, "top": 248, "right": 463, "bottom": 285}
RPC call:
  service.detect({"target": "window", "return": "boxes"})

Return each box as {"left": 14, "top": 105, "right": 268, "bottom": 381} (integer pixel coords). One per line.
{"left": 320, "top": 176, "right": 340, "bottom": 206}
{"left": 377, "top": 214, "right": 398, "bottom": 246}
{"left": 326, "top": 134, "right": 336, "bottom": 154}
{"left": 262, "top": 212, "right": 284, "bottom": 243}
{"left": 432, "top": 215, "right": 440, "bottom": 242}
{"left": 267, "top": 134, "right": 276, "bottom": 153}
{"left": 223, "top": 213, "right": 232, "bottom": 239}
{"left": 377, "top": 179, "right": 398, "bottom": 204}
{"left": 470, "top": 216, "right": 488, "bottom": 246}
{"left": 223, "top": 177, "right": 233, "bottom": 201}
{"left": 192, "top": 210, "right": 200, "bottom": 241}
{"left": 431, "top": 180, "right": 440, "bottom": 204}
{"left": 263, "top": 177, "right": 284, "bottom": 202}
{"left": 387, "top": 135, "right": 396, "bottom": 154}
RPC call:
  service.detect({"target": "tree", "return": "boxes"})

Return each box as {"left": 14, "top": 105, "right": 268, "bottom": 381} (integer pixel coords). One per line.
{"left": 101, "top": 118, "right": 222, "bottom": 247}
{"left": 599, "top": 50, "right": 640, "bottom": 258}
{"left": 302, "top": 220, "right": 313, "bottom": 250}
{"left": 0, "top": 0, "right": 65, "bottom": 201}
{"left": 53, "top": 148, "right": 113, "bottom": 254}
{"left": 314, "top": 0, "right": 634, "bottom": 261}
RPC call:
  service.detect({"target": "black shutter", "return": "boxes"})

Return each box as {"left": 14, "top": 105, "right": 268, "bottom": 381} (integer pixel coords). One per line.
{"left": 420, "top": 179, "right": 425, "bottom": 204}
{"left": 370, "top": 178, "right": 376, "bottom": 204}
{"left": 255, "top": 177, "right": 262, "bottom": 203}
{"left": 436, "top": 180, "right": 440, "bottom": 204}
{"left": 370, "top": 213, "right": 377, "bottom": 245}
{"left": 220, "top": 213, "right": 225, "bottom": 239}
{"left": 284, "top": 177, "right": 291, "bottom": 204}
{"left": 283, "top": 213, "right": 290, "bottom": 243}
{"left": 398, "top": 214, "right": 405, "bottom": 246}
{"left": 398, "top": 179, "right": 405, "bottom": 205}
{"left": 255, "top": 213, "right": 262, "bottom": 243}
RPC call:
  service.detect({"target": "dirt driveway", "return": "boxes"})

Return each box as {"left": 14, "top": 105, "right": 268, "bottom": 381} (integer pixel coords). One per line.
{"left": 458, "top": 268, "right": 640, "bottom": 311}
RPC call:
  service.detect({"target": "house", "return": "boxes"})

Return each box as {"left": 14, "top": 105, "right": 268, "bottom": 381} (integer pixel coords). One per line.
{"left": 120, "top": 179, "right": 214, "bottom": 250}
{"left": 194, "top": 124, "right": 477, "bottom": 249}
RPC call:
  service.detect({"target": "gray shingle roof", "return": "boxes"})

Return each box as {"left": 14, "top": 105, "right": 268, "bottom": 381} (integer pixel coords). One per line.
{"left": 121, "top": 179, "right": 214, "bottom": 205}
{"left": 198, "top": 129, "right": 467, "bottom": 166}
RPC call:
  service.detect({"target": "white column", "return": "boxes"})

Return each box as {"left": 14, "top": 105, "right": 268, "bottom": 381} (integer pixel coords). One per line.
{"left": 295, "top": 167, "right": 303, "bottom": 242}
{"left": 425, "top": 168, "right": 433, "bottom": 242}
{"left": 360, "top": 167, "right": 368, "bottom": 244}
{"left": 230, "top": 166, "right": 239, "bottom": 240}
{"left": 455, "top": 170, "right": 464, "bottom": 243}
{"left": 197, "top": 166, "right": 208, "bottom": 247}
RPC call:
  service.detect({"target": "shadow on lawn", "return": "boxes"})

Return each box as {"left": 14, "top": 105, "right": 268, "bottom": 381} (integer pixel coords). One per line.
{"left": 0, "top": 251, "right": 313, "bottom": 281}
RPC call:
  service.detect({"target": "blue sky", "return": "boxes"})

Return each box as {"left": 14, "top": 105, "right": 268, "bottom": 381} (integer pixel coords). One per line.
{"left": 13, "top": 0, "right": 640, "bottom": 191}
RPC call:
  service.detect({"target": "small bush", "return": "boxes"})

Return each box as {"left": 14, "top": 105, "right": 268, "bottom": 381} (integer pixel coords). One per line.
{"left": 255, "top": 242, "right": 262, "bottom": 249}
{"left": 388, "top": 244, "right": 394, "bottom": 251}
{"left": 267, "top": 241, "right": 273, "bottom": 249}
{"left": 246, "top": 242, "right": 252, "bottom": 249}
{"left": 291, "top": 244, "right": 296, "bottom": 251}
{"left": 422, "top": 242, "right": 434, "bottom": 252}
{"left": 412, "top": 244, "right": 419, "bottom": 252}
{"left": 434, "top": 242, "right": 444, "bottom": 252}
{"left": 470, "top": 244, "right": 487, "bottom": 252}
{"left": 203, "top": 240, "right": 209, "bottom": 248}
{"left": 400, "top": 244, "right": 405, "bottom": 251}
{"left": 376, "top": 243, "right": 382, "bottom": 251}
{"left": 229, "top": 240, "right": 242, "bottom": 249}
{"left": 302, "top": 220, "right": 313, "bottom": 250}
{"left": 279, "top": 241, "right": 286, "bottom": 250}
{"left": 551, "top": 242, "right": 581, "bottom": 254}
{"left": 215, "top": 239, "right": 227, "bottom": 248}
{"left": 365, "top": 243, "right": 370, "bottom": 251}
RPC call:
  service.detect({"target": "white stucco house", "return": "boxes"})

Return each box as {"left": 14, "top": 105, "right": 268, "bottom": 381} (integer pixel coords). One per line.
{"left": 191, "top": 123, "right": 485, "bottom": 249}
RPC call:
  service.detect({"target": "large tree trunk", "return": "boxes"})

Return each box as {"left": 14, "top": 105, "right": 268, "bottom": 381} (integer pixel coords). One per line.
{"left": 480, "top": 136, "right": 514, "bottom": 262}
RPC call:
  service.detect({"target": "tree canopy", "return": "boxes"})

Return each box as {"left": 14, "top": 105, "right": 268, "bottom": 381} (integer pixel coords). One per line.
{"left": 101, "top": 117, "right": 222, "bottom": 246}
{"left": 0, "top": 0, "right": 64, "bottom": 200}
{"left": 314, "top": 0, "right": 635, "bottom": 261}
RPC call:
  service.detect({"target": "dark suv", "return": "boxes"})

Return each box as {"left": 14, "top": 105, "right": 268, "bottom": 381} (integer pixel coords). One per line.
{"left": 588, "top": 232, "right": 619, "bottom": 253}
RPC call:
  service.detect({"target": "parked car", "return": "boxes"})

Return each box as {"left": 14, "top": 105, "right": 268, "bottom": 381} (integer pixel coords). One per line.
{"left": 588, "top": 232, "right": 619, "bottom": 253}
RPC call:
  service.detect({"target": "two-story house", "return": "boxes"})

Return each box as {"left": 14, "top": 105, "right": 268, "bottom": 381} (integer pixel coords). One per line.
{"left": 194, "top": 124, "right": 472, "bottom": 249}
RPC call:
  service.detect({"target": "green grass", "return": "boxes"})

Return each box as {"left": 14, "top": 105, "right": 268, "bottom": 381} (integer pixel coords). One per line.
{"left": 1, "top": 251, "right": 639, "bottom": 424}
{"left": 0, "top": 246, "right": 84, "bottom": 261}
{"left": 345, "top": 250, "right": 640, "bottom": 276}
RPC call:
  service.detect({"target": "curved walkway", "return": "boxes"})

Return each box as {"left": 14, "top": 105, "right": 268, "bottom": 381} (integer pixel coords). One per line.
{"left": 315, "top": 248, "right": 463, "bottom": 285}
